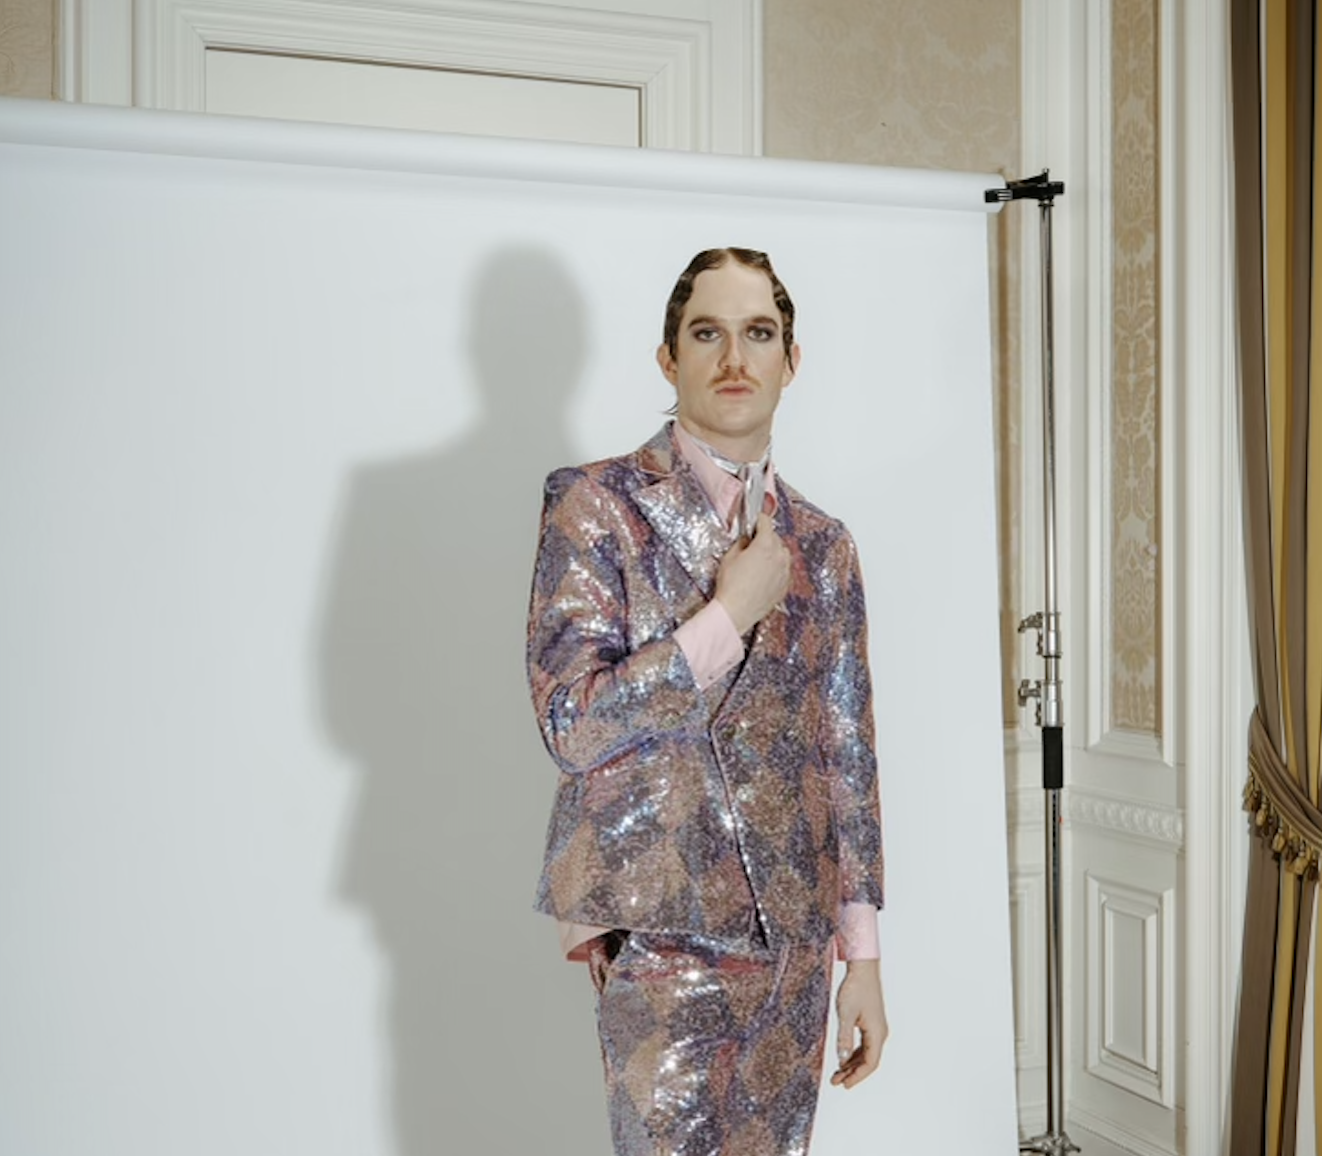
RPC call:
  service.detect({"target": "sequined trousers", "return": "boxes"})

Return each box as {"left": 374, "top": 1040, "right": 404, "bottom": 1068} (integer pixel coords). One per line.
{"left": 590, "top": 929, "right": 834, "bottom": 1156}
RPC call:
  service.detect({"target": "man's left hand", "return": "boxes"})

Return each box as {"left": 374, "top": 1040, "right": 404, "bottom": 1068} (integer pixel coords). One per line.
{"left": 830, "top": 958, "right": 888, "bottom": 1090}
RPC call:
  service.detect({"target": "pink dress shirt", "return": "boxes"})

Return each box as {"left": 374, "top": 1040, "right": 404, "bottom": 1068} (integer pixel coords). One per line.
{"left": 558, "top": 421, "right": 879, "bottom": 962}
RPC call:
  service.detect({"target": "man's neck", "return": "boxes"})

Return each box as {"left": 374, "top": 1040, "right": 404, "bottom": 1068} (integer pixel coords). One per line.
{"left": 674, "top": 416, "right": 770, "bottom": 464}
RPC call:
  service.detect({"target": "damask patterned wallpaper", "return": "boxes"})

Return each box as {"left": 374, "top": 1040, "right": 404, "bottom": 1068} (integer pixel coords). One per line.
{"left": 763, "top": 0, "right": 1024, "bottom": 723}
{"left": 0, "top": 0, "right": 51, "bottom": 98}
{"left": 1109, "top": 0, "right": 1160, "bottom": 735}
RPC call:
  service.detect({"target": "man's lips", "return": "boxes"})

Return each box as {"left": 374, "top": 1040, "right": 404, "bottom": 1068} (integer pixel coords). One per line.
{"left": 714, "top": 379, "right": 757, "bottom": 394}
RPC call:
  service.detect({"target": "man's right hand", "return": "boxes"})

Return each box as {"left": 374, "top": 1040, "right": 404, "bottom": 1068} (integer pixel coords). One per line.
{"left": 714, "top": 513, "right": 791, "bottom": 634}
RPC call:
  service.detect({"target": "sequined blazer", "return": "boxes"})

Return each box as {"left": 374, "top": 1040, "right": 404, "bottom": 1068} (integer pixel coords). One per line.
{"left": 528, "top": 424, "right": 884, "bottom": 948}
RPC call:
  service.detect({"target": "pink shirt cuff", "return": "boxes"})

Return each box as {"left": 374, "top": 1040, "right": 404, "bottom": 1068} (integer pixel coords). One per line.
{"left": 836, "top": 902, "right": 880, "bottom": 960}
{"left": 560, "top": 920, "right": 611, "bottom": 961}
{"left": 674, "top": 600, "right": 745, "bottom": 690}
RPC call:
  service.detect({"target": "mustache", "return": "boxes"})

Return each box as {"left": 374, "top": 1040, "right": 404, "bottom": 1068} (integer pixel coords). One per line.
{"left": 713, "top": 370, "right": 760, "bottom": 388}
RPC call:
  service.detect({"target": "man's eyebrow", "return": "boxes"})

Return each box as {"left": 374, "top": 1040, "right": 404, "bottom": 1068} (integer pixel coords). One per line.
{"left": 685, "top": 313, "right": 781, "bottom": 329}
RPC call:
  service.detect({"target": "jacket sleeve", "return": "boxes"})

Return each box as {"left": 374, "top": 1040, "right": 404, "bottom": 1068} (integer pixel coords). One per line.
{"left": 526, "top": 467, "right": 708, "bottom": 775}
{"left": 820, "top": 529, "right": 885, "bottom": 910}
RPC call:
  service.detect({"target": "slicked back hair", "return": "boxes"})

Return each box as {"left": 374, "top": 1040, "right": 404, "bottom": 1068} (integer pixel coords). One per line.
{"left": 662, "top": 248, "right": 796, "bottom": 363}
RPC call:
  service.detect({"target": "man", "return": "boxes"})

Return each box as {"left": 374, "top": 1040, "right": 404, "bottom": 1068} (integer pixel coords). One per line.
{"left": 527, "top": 248, "right": 886, "bottom": 1156}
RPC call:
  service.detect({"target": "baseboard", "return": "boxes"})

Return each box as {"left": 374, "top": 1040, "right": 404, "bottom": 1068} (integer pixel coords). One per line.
{"left": 1068, "top": 1103, "right": 1177, "bottom": 1156}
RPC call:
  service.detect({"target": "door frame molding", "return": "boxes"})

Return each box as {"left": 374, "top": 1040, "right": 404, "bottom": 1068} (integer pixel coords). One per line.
{"left": 57, "top": 0, "right": 762, "bottom": 154}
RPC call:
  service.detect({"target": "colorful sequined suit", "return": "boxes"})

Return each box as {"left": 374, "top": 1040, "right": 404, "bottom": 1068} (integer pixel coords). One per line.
{"left": 527, "top": 422, "right": 883, "bottom": 1155}
{"left": 528, "top": 422, "right": 884, "bottom": 948}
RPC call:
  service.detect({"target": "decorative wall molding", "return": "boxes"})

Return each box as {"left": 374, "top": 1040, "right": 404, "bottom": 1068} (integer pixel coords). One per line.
{"left": 1154, "top": 0, "right": 1180, "bottom": 769}
{"left": 1006, "top": 791, "right": 1041, "bottom": 837}
{"left": 1010, "top": 869, "right": 1046, "bottom": 1068}
{"left": 1085, "top": 873, "right": 1175, "bottom": 1107}
{"left": 136, "top": 0, "right": 697, "bottom": 141}
{"left": 57, "top": 0, "right": 132, "bottom": 104}
{"left": 1065, "top": 788, "right": 1184, "bottom": 849}
{"left": 58, "top": 0, "right": 762, "bottom": 155}
{"left": 1172, "top": 0, "right": 1248, "bottom": 1152}
{"left": 1089, "top": 727, "right": 1165, "bottom": 764}
{"left": 1083, "top": 0, "right": 1117, "bottom": 751}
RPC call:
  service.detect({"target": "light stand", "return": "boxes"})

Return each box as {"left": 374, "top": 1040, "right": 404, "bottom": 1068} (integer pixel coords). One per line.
{"left": 985, "top": 171, "right": 1077, "bottom": 1156}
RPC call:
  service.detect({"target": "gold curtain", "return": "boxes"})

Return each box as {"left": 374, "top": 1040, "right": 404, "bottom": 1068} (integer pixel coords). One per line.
{"left": 1230, "top": 1, "right": 1322, "bottom": 1152}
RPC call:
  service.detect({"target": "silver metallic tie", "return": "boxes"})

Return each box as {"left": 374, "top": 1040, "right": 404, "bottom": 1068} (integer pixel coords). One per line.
{"left": 735, "top": 461, "right": 765, "bottom": 546}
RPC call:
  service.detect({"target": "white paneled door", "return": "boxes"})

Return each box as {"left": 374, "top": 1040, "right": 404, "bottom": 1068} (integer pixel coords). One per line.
{"left": 205, "top": 49, "right": 642, "bottom": 146}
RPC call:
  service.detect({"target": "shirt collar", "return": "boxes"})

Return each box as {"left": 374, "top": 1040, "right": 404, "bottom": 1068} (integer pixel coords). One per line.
{"left": 672, "top": 420, "right": 778, "bottom": 529}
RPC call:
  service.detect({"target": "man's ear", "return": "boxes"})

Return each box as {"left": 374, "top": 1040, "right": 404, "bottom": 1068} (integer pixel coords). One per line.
{"left": 656, "top": 343, "right": 679, "bottom": 385}
{"left": 782, "top": 342, "right": 802, "bottom": 386}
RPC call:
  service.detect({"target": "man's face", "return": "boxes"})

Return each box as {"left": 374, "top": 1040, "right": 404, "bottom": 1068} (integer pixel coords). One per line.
{"left": 656, "top": 261, "right": 800, "bottom": 460}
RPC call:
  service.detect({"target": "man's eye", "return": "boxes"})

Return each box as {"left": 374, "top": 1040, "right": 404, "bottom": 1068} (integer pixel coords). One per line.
{"left": 748, "top": 326, "right": 775, "bottom": 342}
{"left": 694, "top": 328, "right": 721, "bottom": 341}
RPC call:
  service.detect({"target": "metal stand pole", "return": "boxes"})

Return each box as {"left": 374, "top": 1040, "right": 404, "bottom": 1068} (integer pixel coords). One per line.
{"left": 986, "top": 171, "right": 1077, "bottom": 1156}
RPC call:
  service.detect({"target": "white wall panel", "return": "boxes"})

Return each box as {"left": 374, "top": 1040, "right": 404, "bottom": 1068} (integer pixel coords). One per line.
{"left": 1085, "top": 873, "right": 1173, "bottom": 1107}
{"left": 1070, "top": 822, "right": 1178, "bottom": 1155}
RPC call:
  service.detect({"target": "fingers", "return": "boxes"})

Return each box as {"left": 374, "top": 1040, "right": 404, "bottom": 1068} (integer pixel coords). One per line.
{"left": 854, "top": 1020, "right": 885, "bottom": 1083}
{"left": 836, "top": 1017, "right": 854, "bottom": 1071}
{"left": 829, "top": 1044, "right": 864, "bottom": 1087}
{"left": 829, "top": 1039, "right": 867, "bottom": 1088}
{"left": 829, "top": 1032, "right": 883, "bottom": 1089}
{"left": 714, "top": 511, "right": 789, "bottom": 633}
{"left": 829, "top": 1011, "right": 862, "bottom": 1088}
{"left": 749, "top": 514, "right": 790, "bottom": 587}
{"left": 742, "top": 513, "right": 780, "bottom": 553}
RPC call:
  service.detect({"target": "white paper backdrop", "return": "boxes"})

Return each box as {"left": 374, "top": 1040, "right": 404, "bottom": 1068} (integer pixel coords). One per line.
{"left": 0, "top": 100, "right": 1017, "bottom": 1155}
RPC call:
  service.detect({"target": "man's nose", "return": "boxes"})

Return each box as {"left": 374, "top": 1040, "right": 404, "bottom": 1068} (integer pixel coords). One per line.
{"left": 719, "top": 336, "right": 746, "bottom": 372}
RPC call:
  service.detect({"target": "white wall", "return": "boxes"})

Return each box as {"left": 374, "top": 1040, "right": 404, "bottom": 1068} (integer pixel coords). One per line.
{"left": 0, "top": 100, "right": 1016, "bottom": 1156}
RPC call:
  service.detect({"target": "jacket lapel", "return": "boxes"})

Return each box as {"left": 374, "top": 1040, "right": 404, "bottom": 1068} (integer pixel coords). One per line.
{"left": 631, "top": 425, "right": 728, "bottom": 597}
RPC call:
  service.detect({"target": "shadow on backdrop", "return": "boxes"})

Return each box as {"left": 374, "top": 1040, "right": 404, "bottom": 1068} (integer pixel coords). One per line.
{"left": 317, "top": 247, "right": 606, "bottom": 1154}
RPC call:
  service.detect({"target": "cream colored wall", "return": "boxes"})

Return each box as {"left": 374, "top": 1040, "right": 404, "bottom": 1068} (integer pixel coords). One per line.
{"left": 763, "top": 0, "right": 1024, "bottom": 723}
{"left": 0, "top": 0, "right": 52, "bottom": 98}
